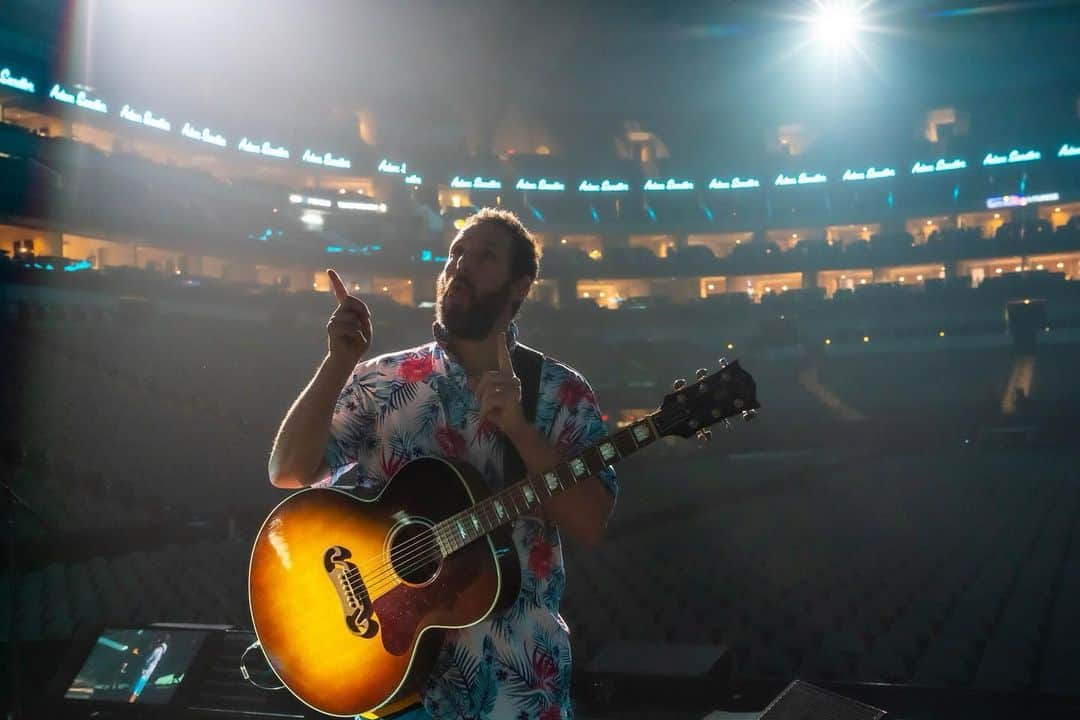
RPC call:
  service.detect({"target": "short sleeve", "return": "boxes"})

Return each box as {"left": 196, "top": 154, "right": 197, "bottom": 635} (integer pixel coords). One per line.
{"left": 541, "top": 364, "right": 619, "bottom": 499}
{"left": 318, "top": 358, "right": 381, "bottom": 488}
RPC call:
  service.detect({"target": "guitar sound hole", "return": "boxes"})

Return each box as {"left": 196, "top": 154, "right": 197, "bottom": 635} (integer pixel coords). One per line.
{"left": 389, "top": 522, "right": 441, "bottom": 585}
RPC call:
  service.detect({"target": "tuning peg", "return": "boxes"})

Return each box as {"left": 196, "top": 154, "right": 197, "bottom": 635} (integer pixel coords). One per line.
{"left": 672, "top": 378, "right": 687, "bottom": 390}
{"left": 718, "top": 356, "right": 729, "bottom": 368}
{"left": 695, "top": 428, "right": 713, "bottom": 442}
{"left": 696, "top": 368, "right": 709, "bottom": 380}
{"left": 742, "top": 409, "right": 758, "bottom": 422}
{"left": 721, "top": 418, "right": 732, "bottom": 431}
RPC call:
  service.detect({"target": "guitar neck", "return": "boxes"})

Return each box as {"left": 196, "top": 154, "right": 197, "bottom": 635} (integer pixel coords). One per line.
{"left": 433, "top": 415, "right": 660, "bottom": 555}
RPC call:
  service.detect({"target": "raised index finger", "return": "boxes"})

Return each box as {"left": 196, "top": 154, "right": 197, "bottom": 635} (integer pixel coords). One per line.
{"left": 327, "top": 268, "right": 348, "bottom": 303}
{"left": 497, "top": 331, "right": 514, "bottom": 375}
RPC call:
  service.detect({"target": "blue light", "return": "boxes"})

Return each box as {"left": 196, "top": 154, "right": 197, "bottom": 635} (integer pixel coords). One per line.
{"left": 325, "top": 246, "right": 343, "bottom": 253}
{"left": 590, "top": 205, "right": 599, "bottom": 223}
{"left": 378, "top": 159, "right": 407, "bottom": 174}
{"left": 450, "top": 176, "right": 502, "bottom": 190}
{"left": 911, "top": 158, "right": 967, "bottom": 174}
{"left": 702, "top": 205, "right": 714, "bottom": 221}
{"left": 983, "top": 149, "right": 1040, "bottom": 166}
{"left": 646, "top": 205, "right": 657, "bottom": 222}
{"left": 644, "top": 178, "right": 695, "bottom": 191}
{"left": 578, "top": 180, "right": 630, "bottom": 193}
{"left": 515, "top": 178, "right": 566, "bottom": 192}
{"left": 841, "top": 167, "right": 896, "bottom": 182}
{"left": 303, "top": 150, "right": 351, "bottom": 169}
{"left": 0, "top": 67, "right": 35, "bottom": 94}
{"left": 421, "top": 249, "right": 433, "bottom": 262}
{"left": 48, "top": 84, "right": 107, "bottom": 113}
{"left": 775, "top": 172, "right": 827, "bottom": 186}
{"left": 708, "top": 177, "right": 760, "bottom": 190}
{"left": 63, "top": 260, "right": 93, "bottom": 272}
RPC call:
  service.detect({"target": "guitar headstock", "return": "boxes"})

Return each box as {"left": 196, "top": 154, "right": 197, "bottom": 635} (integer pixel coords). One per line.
{"left": 651, "top": 359, "right": 760, "bottom": 441}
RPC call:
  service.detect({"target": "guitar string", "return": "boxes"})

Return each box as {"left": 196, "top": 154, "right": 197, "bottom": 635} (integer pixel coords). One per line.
{"left": 336, "top": 441, "right": 644, "bottom": 598}
{"left": 338, "top": 479, "right": 542, "bottom": 595}
{"left": 330, "top": 427, "right": 650, "bottom": 598}
{"left": 337, "top": 422, "right": 647, "bottom": 581}
{"left": 340, "top": 482, "right": 551, "bottom": 599}
{"left": 344, "top": 493, "right": 514, "bottom": 598}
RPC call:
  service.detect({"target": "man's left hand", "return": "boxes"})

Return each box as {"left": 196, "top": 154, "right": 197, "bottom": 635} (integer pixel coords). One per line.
{"left": 470, "top": 332, "right": 527, "bottom": 436}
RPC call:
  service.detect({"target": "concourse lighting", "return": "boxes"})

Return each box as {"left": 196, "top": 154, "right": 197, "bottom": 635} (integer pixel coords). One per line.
{"left": 809, "top": 0, "right": 863, "bottom": 52}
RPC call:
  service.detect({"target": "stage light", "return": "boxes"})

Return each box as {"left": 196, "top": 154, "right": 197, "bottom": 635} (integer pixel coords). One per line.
{"left": 810, "top": 1, "right": 862, "bottom": 51}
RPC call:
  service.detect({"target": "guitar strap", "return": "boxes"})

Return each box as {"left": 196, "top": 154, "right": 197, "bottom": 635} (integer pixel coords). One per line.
{"left": 502, "top": 341, "right": 544, "bottom": 487}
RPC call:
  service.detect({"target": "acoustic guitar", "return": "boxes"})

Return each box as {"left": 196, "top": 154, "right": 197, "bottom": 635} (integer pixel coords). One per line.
{"left": 248, "top": 359, "right": 759, "bottom": 716}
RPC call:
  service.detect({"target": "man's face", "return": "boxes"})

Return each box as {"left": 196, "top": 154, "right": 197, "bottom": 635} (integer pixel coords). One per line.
{"left": 436, "top": 222, "right": 517, "bottom": 341}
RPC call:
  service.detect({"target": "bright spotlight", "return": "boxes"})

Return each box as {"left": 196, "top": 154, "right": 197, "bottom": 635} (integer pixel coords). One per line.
{"left": 810, "top": 1, "right": 862, "bottom": 51}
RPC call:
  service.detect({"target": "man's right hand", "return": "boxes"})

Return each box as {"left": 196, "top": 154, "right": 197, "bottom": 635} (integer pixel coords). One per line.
{"left": 326, "top": 269, "right": 373, "bottom": 364}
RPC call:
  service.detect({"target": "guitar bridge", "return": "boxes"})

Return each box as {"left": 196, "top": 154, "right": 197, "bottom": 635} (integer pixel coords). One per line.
{"left": 323, "top": 546, "right": 379, "bottom": 638}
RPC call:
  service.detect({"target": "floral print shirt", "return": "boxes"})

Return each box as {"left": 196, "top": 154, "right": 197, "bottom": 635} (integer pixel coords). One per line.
{"left": 321, "top": 322, "right": 618, "bottom": 720}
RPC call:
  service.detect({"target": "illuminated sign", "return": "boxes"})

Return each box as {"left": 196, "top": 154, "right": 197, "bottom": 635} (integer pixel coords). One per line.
{"left": 378, "top": 159, "right": 407, "bottom": 174}
{"left": 181, "top": 122, "right": 226, "bottom": 148}
{"left": 644, "top": 178, "right": 695, "bottom": 191}
{"left": 708, "top": 177, "right": 760, "bottom": 190}
{"left": 450, "top": 176, "right": 502, "bottom": 190}
{"left": 515, "top": 178, "right": 566, "bottom": 191}
{"left": 404, "top": 174, "right": 423, "bottom": 185}
{"left": 983, "top": 149, "right": 1041, "bottom": 166}
{"left": 841, "top": 166, "right": 896, "bottom": 182}
{"left": 911, "top": 157, "right": 967, "bottom": 174}
{"left": 1059, "top": 143, "right": 1080, "bottom": 158}
{"left": 774, "top": 172, "right": 827, "bottom": 186}
{"left": 288, "top": 194, "right": 333, "bottom": 207}
{"left": 986, "top": 192, "right": 1060, "bottom": 209}
{"left": 302, "top": 149, "right": 351, "bottom": 169}
{"left": 48, "top": 83, "right": 107, "bottom": 113}
{"left": 63, "top": 259, "right": 93, "bottom": 272}
{"left": 238, "top": 138, "right": 290, "bottom": 160}
{"left": 338, "top": 200, "right": 388, "bottom": 213}
{"left": 578, "top": 180, "right": 630, "bottom": 193}
{"left": 0, "top": 67, "right": 35, "bottom": 93}
{"left": 119, "top": 104, "right": 171, "bottom": 132}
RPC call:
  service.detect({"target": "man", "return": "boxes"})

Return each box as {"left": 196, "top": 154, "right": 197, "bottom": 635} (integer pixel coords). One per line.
{"left": 268, "top": 207, "right": 617, "bottom": 719}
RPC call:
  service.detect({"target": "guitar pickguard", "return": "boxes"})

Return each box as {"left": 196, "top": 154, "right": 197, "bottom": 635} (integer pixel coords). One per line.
{"left": 323, "top": 546, "right": 379, "bottom": 639}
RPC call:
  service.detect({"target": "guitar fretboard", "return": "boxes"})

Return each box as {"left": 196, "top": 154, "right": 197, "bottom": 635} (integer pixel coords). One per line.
{"left": 432, "top": 416, "right": 659, "bottom": 556}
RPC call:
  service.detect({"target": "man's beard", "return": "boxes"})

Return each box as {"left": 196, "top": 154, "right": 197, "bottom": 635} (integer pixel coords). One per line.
{"left": 435, "top": 275, "right": 514, "bottom": 341}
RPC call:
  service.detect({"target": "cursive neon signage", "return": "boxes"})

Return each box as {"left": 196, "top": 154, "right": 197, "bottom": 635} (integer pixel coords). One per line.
{"left": 982, "top": 149, "right": 1041, "bottom": 166}
{"left": 119, "top": 104, "right": 171, "bottom": 132}
{"left": 378, "top": 159, "right": 407, "bottom": 174}
{"left": 578, "top": 180, "right": 630, "bottom": 192}
{"left": 1059, "top": 143, "right": 1080, "bottom": 158}
{"left": 303, "top": 149, "right": 351, "bottom": 169}
{"left": 0, "top": 67, "right": 35, "bottom": 93}
{"left": 644, "top": 178, "right": 695, "bottom": 191}
{"left": 775, "top": 172, "right": 827, "bottom": 186}
{"left": 48, "top": 83, "right": 107, "bottom": 113}
{"left": 841, "top": 166, "right": 896, "bottom": 182}
{"left": 708, "top": 177, "right": 760, "bottom": 190}
{"left": 181, "top": 122, "right": 226, "bottom": 148}
{"left": 515, "top": 178, "right": 566, "bottom": 191}
{"left": 239, "top": 138, "right": 290, "bottom": 160}
{"left": 450, "top": 176, "right": 502, "bottom": 190}
{"left": 911, "top": 157, "right": 967, "bottom": 174}
{"left": 404, "top": 174, "right": 423, "bottom": 185}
